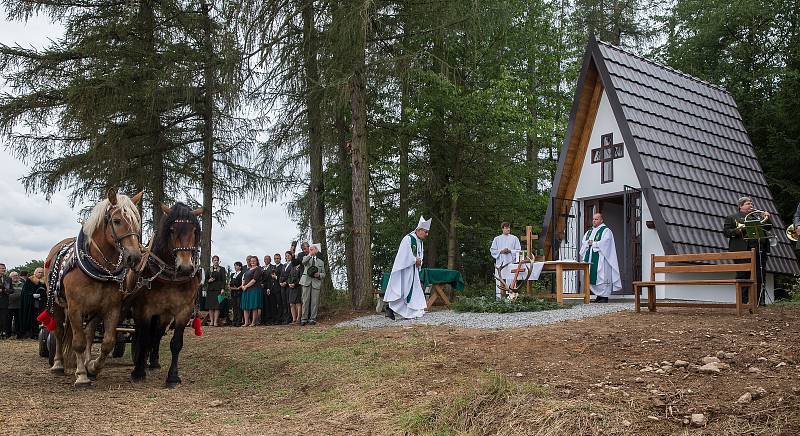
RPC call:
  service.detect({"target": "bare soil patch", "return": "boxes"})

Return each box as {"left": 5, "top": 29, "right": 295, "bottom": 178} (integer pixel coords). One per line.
{"left": 1, "top": 306, "right": 798, "bottom": 435}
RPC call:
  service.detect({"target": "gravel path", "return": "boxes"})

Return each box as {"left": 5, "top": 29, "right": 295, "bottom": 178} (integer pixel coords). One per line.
{"left": 336, "top": 303, "right": 634, "bottom": 329}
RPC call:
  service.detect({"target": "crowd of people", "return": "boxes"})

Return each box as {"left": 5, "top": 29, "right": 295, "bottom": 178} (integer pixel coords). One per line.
{"left": 0, "top": 264, "right": 47, "bottom": 340}
{"left": 200, "top": 241, "right": 326, "bottom": 327}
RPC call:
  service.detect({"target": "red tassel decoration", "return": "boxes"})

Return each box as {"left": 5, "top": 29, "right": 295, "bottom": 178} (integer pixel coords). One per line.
{"left": 192, "top": 317, "right": 203, "bottom": 336}
{"left": 37, "top": 310, "right": 54, "bottom": 331}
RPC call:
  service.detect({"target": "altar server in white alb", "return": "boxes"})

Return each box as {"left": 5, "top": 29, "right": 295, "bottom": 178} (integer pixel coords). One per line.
{"left": 579, "top": 213, "right": 621, "bottom": 302}
{"left": 490, "top": 222, "right": 521, "bottom": 299}
{"left": 384, "top": 216, "right": 431, "bottom": 320}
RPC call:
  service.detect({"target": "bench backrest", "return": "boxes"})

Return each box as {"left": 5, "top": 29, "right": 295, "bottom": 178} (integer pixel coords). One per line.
{"left": 649, "top": 249, "right": 757, "bottom": 280}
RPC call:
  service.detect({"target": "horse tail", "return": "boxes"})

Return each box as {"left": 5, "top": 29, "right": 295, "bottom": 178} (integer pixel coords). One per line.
{"left": 60, "top": 311, "right": 76, "bottom": 369}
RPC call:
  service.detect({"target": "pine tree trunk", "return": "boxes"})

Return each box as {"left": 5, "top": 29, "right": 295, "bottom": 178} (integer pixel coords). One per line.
{"left": 336, "top": 106, "right": 355, "bottom": 293}
{"left": 302, "top": 0, "right": 334, "bottom": 298}
{"left": 348, "top": 2, "right": 372, "bottom": 309}
{"left": 446, "top": 192, "right": 458, "bottom": 270}
{"left": 139, "top": 0, "right": 165, "bottom": 227}
{"left": 398, "top": 67, "right": 410, "bottom": 227}
{"left": 199, "top": 0, "right": 215, "bottom": 271}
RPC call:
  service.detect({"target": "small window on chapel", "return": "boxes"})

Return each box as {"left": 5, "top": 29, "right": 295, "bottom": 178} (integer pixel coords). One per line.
{"left": 602, "top": 160, "right": 613, "bottom": 183}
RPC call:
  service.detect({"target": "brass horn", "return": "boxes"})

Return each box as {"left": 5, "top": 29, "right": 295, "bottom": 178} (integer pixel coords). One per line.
{"left": 788, "top": 224, "right": 798, "bottom": 242}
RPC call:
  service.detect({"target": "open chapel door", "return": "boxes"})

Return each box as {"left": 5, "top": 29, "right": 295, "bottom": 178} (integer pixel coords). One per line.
{"left": 583, "top": 191, "right": 640, "bottom": 295}
{"left": 550, "top": 197, "right": 582, "bottom": 294}
{"left": 623, "top": 186, "right": 642, "bottom": 295}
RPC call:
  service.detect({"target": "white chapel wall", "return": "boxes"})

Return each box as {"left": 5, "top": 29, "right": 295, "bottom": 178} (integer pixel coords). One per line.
{"left": 572, "top": 91, "right": 666, "bottom": 294}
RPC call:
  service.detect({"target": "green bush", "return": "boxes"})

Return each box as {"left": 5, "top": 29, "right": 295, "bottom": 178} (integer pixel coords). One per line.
{"left": 790, "top": 276, "right": 800, "bottom": 302}
{"left": 451, "top": 295, "right": 562, "bottom": 313}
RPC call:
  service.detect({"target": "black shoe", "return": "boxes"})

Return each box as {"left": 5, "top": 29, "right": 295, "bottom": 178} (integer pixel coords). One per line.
{"left": 309, "top": 320, "right": 317, "bottom": 325}
{"left": 300, "top": 321, "right": 307, "bottom": 326}
{"left": 384, "top": 305, "right": 395, "bottom": 320}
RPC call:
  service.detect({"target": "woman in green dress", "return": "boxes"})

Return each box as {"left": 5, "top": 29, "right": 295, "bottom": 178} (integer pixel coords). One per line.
{"left": 240, "top": 256, "right": 263, "bottom": 327}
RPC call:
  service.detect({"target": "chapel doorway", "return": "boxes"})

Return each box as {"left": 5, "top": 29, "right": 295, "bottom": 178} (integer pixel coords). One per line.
{"left": 582, "top": 191, "right": 640, "bottom": 294}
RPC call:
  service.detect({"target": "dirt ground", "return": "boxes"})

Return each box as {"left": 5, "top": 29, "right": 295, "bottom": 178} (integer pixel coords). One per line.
{"left": 1, "top": 305, "right": 799, "bottom": 435}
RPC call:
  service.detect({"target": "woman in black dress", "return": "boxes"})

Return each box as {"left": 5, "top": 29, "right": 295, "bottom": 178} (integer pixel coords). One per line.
{"left": 285, "top": 253, "right": 303, "bottom": 324}
{"left": 19, "top": 267, "right": 46, "bottom": 339}
{"left": 205, "top": 255, "right": 227, "bottom": 327}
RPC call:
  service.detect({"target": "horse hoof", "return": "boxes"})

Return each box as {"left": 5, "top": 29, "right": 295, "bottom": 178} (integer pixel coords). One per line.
{"left": 165, "top": 379, "right": 181, "bottom": 389}
{"left": 86, "top": 371, "right": 97, "bottom": 381}
{"left": 73, "top": 381, "right": 93, "bottom": 389}
{"left": 131, "top": 373, "right": 146, "bottom": 383}
{"left": 50, "top": 367, "right": 65, "bottom": 375}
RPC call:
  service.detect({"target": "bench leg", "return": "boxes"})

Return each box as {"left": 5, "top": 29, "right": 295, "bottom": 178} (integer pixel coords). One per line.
{"left": 735, "top": 283, "right": 742, "bottom": 316}
{"left": 647, "top": 286, "right": 656, "bottom": 312}
{"left": 634, "top": 285, "right": 641, "bottom": 313}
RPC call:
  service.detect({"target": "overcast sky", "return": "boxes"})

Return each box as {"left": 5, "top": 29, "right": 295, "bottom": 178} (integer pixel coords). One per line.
{"left": 0, "top": 13, "right": 300, "bottom": 270}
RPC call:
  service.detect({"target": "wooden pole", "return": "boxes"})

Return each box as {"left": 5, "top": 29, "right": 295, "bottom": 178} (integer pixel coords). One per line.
{"left": 526, "top": 226, "right": 533, "bottom": 295}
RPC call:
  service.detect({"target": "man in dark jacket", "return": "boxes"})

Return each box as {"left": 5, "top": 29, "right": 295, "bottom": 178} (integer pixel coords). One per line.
{"left": 273, "top": 253, "right": 289, "bottom": 325}
{"left": 793, "top": 202, "right": 800, "bottom": 246}
{"left": 260, "top": 255, "right": 273, "bottom": 324}
{"left": 722, "top": 196, "right": 770, "bottom": 305}
{"left": 0, "top": 264, "right": 11, "bottom": 338}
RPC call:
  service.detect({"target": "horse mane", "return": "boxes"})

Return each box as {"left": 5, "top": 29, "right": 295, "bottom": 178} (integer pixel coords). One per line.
{"left": 82, "top": 195, "right": 142, "bottom": 238}
{"left": 153, "top": 202, "right": 202, "bottom": 258}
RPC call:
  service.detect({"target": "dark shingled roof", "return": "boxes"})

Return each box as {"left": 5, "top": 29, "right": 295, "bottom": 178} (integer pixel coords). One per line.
{"left": 593, "top": 39, "right": 798, "bottom": 274}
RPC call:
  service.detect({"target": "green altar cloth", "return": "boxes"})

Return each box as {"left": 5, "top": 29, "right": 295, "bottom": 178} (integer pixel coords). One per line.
{"left": 380, "top": 268, "right": 465, "bottom": 293}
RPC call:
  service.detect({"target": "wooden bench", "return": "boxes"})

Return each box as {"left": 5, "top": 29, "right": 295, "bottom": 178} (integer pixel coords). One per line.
{"left": 633, "top": 249, "right": 757, "bottom": 315}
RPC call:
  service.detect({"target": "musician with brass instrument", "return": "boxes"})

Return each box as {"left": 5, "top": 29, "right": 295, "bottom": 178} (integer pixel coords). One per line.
{"left": 723, "top": 196, "right": 770, "bottom": 305}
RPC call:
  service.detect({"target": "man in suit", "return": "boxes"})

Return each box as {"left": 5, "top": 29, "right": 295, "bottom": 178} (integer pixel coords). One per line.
{"left": 299, "top": 243, "right": 325, "bottom": 326}
{"left": 723, "top": 196, "right": 770, "bottom": 305}
{"left": 261, "top": 254, "right": 278, "bottom": 325}
{"left": 272, "top": 252, "right": 289, "bottom": 325}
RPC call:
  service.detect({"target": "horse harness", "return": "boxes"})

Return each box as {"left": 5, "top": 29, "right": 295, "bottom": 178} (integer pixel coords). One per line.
{"left": 135, "top": 218, "right": 201, "bottom": 290}
{"left": 44, "top": 205, "right": 141, "bottom": 313}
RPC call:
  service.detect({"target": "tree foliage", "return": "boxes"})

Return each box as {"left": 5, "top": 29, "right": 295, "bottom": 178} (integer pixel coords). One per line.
{"left": 2, "top": 0, "right": 796, "bottom": 308}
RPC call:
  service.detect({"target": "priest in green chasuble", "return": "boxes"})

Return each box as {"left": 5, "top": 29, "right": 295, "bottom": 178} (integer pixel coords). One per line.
{"left": 579, "top": 213, "right": 621, "bottom": 302}
{"left": 384, "top": 216, "right": 431, "bottom": 320}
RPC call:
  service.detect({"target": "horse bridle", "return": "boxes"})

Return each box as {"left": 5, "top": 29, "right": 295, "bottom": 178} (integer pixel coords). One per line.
{"left": 139, "top": 218, "right": 201, "bottom": 287}
{"left": 90, "top": 205, "right": 141, "bottom": 270}
{"left": 170, "top": 219, "right": 201, "bottom": 263}
{"left": 105, "top": 205, "right": 141, "bottom": 246}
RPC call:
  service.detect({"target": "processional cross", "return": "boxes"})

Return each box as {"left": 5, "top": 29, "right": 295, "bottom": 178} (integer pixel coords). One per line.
{"left": 590, "top": 133, "right": 624, "bottom": 183}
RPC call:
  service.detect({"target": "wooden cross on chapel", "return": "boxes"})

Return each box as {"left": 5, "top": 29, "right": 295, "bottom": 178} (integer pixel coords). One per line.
{"left": 590, "top": 133, "right": 624, "bottom": 183}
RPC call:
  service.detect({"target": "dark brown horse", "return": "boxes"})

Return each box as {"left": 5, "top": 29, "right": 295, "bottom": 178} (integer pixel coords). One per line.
{"left": 130, "top": 202, "right": 202, "bottom": 388}
{"left": 44, "top": 189, "right": 143, "bottom": 387}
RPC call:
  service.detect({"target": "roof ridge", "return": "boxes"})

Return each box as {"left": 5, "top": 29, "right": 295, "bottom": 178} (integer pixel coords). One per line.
{"left": 596, "top": 39, "right": 732, "bottom": 96}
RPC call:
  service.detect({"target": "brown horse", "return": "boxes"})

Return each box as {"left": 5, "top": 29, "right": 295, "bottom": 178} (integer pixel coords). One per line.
{"left": 44, "top": 189, "right": 143, "bottom": 387}
{"left": 130, "top": 202, "right": 202, "bottom": 388}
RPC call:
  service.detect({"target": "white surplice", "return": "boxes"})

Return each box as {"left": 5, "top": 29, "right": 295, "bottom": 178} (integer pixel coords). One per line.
{"left": 578, "top": 224, "right": 622, "bottom": 297}
{"left": 384, "top": 232, "right": 427, "bottom": 319}
{"left": 490, "top": 233, "right": 521, "bottom": 299}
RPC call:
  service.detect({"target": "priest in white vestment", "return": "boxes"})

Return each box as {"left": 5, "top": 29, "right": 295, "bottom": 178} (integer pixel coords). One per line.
{"left": 579, "top": 213, "right": 622, "bottom": 302}
{"left": 490, "top": 222, "right": 521, "bottom": 299}
{"left": 384, "top": 216, "right": 431, "bottom": 320}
